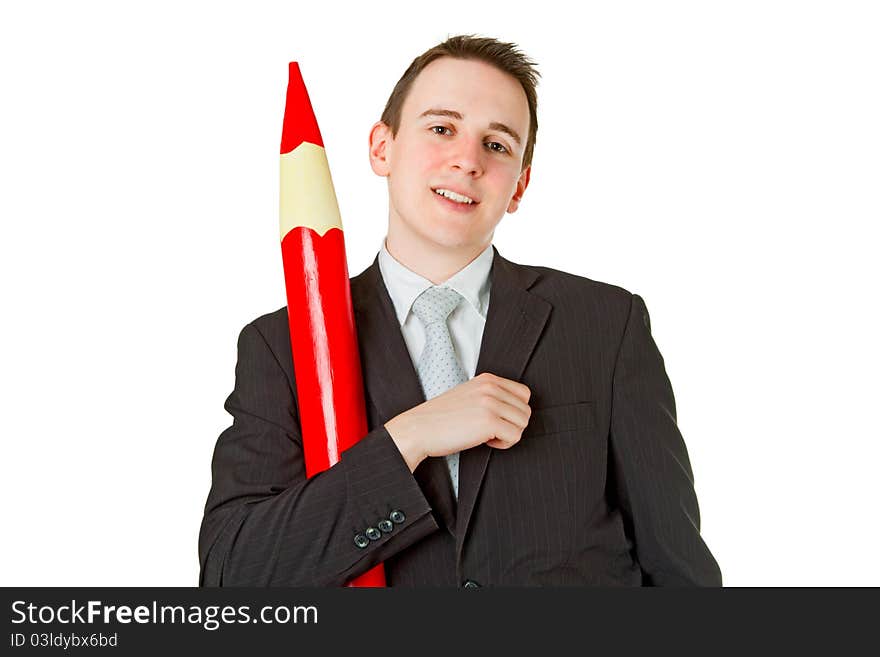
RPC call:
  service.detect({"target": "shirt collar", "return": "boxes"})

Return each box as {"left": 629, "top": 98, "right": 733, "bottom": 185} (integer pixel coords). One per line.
{"left": 378, "top": 239, "right": 493, "bottom": 326}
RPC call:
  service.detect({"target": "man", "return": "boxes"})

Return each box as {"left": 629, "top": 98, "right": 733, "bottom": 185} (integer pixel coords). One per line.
{"left": 198, "top": 35, "right": 722, "bottom": 586}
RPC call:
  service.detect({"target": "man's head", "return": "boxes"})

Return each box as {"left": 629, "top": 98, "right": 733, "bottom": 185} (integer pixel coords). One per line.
{"left": 369, "top": 35, "right": 540, "bottom": 273}
{"left": 380, "top": 35, "right": 540, "bottom": 174}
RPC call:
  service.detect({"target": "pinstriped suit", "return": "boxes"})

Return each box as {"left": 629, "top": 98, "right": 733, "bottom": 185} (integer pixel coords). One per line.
{"left": 198, "top": 247, "right": 722, "bottom": 586}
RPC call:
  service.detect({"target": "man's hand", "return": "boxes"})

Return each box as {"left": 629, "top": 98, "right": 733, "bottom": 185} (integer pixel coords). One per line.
{"left": 385, "top": 372, "right": 531, "bottom": 472}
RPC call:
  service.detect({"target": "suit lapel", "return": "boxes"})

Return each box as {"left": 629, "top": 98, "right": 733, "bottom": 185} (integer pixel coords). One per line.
{"left": 351, "top": 257, "right": 457, "bottom": 535}
{"left": 455, "top": 248, "right": 552, "bottom": 560}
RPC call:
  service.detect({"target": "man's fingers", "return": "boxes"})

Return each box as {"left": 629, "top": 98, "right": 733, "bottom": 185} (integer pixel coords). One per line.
{"left": 474, "top": 376, "right": 532, "bottom": 418}
{"left": 485, "top": 434, "right": 517, "bottom": 449}
{"left": 483, "top": 395, "right": 530, "bottom": 430}
{"left": 485, "top": 416, "right": 524, "bottom": 448}
{"left": 475, "top": 372, "right": 531, "bottom": 404}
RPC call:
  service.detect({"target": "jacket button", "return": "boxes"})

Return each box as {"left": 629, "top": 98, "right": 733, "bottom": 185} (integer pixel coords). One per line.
{"left": 354, "top": 534, "right": 369, "bottom": 549}
{"left": 365, "top": 527, "right": 381, "bottom": 541}
{"left": 378, "top": 519, "right": 394, "bottom": 533}
{"left": 462, "top": 579, "right": 480, "bottom": 588}
{"left": 389, "top": 509, "right": 406, "bottom": 524}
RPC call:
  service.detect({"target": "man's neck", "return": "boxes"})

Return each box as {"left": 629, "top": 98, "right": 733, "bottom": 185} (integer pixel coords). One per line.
{"left": 384, "top": 233, "right": 489, "bottom": 284}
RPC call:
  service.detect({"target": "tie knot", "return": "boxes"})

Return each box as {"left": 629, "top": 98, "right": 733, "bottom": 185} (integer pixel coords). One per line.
{"left": 411, "top": 286, "right": 464, "bottom": 326}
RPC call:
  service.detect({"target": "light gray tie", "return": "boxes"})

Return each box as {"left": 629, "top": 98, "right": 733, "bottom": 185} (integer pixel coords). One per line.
{"left": 411, "top": 286, "right": 467, "bottom": 498}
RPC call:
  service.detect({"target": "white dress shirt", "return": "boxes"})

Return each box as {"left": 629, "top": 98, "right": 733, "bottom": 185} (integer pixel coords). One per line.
{"left": 377, "top": 240, "right": 493, "bottom": 379}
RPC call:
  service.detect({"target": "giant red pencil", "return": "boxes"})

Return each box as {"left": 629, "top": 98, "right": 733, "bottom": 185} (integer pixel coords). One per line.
{"left": 279, "top": 62, "right": 385, "bottom": 587}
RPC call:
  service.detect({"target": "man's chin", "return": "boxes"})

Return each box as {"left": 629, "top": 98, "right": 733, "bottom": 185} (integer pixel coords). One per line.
{"left": 417, "top": 227, "right": 481, "bottom": 253}
{"left": 390, "top": 215, "right": 489, "bottom": 257}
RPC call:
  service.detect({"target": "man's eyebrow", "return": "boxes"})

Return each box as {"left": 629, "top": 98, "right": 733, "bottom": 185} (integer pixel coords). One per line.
{"left": 418, "top": 108, "right": 522, "bottom": 146}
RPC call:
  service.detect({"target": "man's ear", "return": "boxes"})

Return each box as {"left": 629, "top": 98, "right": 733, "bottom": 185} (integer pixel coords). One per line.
{"left": 369, "top": 121, "right": 393, "bottom": 177}
{"left": 507, "top": 165, "right": 531, "bottom": 213}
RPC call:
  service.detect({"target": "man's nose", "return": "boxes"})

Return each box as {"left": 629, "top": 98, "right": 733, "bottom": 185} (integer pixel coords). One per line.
{"left": 448, "top": 138, "right": 484, "bottom": 176}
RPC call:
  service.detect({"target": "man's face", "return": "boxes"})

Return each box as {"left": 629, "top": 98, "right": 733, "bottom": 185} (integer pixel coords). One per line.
{"left": 370, "top": 57, "right": 531, "bottom": 258}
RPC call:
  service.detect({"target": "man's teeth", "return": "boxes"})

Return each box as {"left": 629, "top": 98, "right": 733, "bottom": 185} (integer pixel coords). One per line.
{"left": 434, "top": 188, "right": 474, "bottom": 204}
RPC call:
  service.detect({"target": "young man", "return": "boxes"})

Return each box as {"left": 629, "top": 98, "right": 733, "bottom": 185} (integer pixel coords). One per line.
{"left": 199, "top": 35, "right": 722, "bottom": 586}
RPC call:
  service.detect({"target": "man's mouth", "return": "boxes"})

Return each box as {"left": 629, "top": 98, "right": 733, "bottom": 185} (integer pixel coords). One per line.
{"left": 432, "top": 187, "right": 478, "bottom": 205}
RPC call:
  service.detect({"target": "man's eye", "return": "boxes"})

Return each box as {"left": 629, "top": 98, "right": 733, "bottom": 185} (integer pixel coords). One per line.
{"left": 486, "top": 142, "right": 508, "bottom": 154}
{"left": 431, "top": 126, "right": 452, "bottom": 135}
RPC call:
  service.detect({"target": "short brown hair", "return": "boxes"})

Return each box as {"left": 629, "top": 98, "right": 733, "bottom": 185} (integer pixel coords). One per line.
{"left": 380, "top": 34, "right": 540, "bottom": 172}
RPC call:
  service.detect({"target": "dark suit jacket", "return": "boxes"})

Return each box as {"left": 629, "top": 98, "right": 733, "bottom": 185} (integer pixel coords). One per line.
{"left": 198, "top": 247, "right": 722, "bottom": 586}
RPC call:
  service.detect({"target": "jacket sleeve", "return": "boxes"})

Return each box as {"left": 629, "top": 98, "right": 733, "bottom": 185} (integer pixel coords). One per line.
{"left": 198, "top": 321, "right": 438, "bottom": 586}
{"left": 608, "top": 294, "right": 722, "bottom": 586}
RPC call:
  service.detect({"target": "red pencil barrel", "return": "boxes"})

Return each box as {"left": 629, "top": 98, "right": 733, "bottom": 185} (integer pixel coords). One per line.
{"left": 280, "top": 62, "right": 386, "bottom": 587}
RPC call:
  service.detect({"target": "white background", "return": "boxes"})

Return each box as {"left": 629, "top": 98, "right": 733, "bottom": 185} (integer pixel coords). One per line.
{"left": 1, "top": 1, "right": 877, "bottom": 586}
